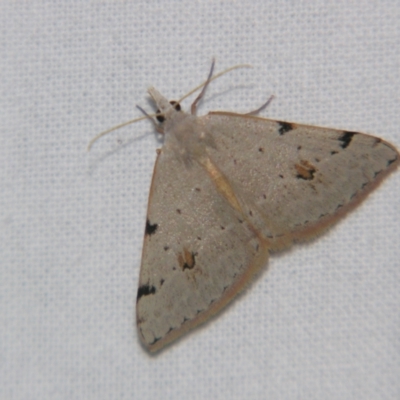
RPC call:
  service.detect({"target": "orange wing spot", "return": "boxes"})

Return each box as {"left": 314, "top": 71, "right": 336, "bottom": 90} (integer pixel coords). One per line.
{"left": 295, "top": 160, "right": 317, "bottom": 180}
{"left": 178, "top": 248, "right": 196, "bottom": 270}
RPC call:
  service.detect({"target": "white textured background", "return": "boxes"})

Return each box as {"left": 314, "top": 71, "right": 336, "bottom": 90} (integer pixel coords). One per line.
{"left": 1, "top": 1, "right": 400, "bottom": 399}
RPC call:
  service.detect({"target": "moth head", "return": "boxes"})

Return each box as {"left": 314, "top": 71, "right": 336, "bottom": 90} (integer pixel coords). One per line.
{"left": 148, "top": 86, "right": 182, "bottom": 124}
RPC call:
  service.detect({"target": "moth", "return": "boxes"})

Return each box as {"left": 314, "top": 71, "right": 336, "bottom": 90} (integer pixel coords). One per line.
{"left": 90, "top": 62, "right": 399, "bottom": 352}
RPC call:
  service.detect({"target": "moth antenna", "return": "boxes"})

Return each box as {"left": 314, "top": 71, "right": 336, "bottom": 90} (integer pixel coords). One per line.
{"left": 245, "top": 95, "right": 275, "bottom": 116}
{"left": 191, "top": 59, "right": 215, "bottom": 115}
{"left": 88, "top": 63, "right": 252, "bottom": 152}
{"left": 177, "top": 63, "right": 252, "bottom": 105}
{"left": 87, "top": 113, "right": 156, "bottom": 151}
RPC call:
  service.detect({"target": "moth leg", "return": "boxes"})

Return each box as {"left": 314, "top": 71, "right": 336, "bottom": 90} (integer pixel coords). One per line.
{"left": 245, "top": 95, "right": 275, "bottom": 116}
{"left": 191, "top": 59, "right": 215, "bottom": 115}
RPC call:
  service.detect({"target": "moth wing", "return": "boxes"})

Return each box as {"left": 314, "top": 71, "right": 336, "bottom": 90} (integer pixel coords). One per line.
{"left": 205, "top": 112, "right": 399, "bottom": 250}
{"left": 137, "top": 145, "right": 269, "bottom": 351}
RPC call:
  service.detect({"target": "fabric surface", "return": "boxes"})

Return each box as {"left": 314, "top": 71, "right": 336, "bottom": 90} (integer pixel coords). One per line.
{"left": 1, "top": 1, "right": 399, "bottom": 399}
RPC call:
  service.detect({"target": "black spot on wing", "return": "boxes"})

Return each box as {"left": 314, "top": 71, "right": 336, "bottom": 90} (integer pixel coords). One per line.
{"left": 145, "top": 219, "right": 158, "bottom": 235}
{"left": 149, "top": 336, "right": 161, "bottom": 346}
{"left": 338, "top": 131, "right": 357, "bottom": 149}
{"left": 335, "top": 204, "right": 343, "bottom": 212}
{"left": 277, "top": 121, "right": 294, "bottom": 135}
{"left": 373, "top": 138, "right": 382, "bottom": 146}
{"left": 137, "top": 284, "right": 156, "bottom": 301}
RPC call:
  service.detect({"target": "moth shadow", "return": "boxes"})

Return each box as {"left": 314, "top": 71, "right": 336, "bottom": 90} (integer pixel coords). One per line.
{"left": 189, "top": 84, "right": 266, "bottom": 114}
{"left": 86, "top": 131, "right": 156, "bottom": 176}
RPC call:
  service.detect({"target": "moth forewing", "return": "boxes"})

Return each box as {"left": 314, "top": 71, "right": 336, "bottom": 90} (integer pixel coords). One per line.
{"left": 137, "top": 137, "right": 271, "bottom": 352}
{"left": 205, "top": 112, "right": 399, "bottom": 248}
